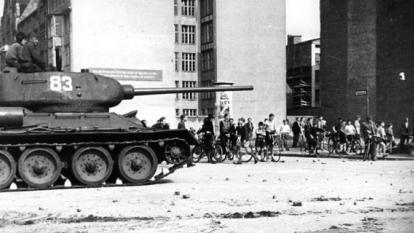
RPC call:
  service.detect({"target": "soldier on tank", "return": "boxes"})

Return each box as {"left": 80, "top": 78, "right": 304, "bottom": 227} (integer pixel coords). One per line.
{"left": 5, "top": 32, "right": 27, "bottom": 70}
{"left": 20, "top": 33, "right": 46, "bottom": 73}
{"left": 152, "top": 117, "right": 170, "bottom": 129}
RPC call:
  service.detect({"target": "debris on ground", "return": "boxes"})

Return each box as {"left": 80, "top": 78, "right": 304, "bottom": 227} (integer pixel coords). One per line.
{"left": 292, "top": 201, "right": 302, "bottom": 207}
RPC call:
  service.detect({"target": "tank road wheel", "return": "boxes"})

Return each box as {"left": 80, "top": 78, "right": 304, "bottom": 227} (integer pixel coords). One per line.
{"left": 117, "top": 146, "right": 158, "bottom": 184}
{"left": 71, "top": 147, "right": 113, "bottom": 186}
{"left": 18, "top": 148, "right": 62, "bottom": 189}
{"left": 0, "top": 151, "right": 16, "bottom": 190}
{"left": 164, "top": 141, "right": 189, "bottom": 165}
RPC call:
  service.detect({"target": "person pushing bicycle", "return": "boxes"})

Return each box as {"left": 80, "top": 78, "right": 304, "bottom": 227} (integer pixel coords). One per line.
{"left": 265, "top": 113, "right": 278, "bottom": 161}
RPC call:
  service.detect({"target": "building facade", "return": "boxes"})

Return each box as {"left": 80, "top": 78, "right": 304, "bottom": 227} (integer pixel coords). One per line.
{"left": 173, "top": 0, "right": 200, "bottom": 129}
{"left": 286, "top": 35, "right": 320, "bottom": 112}
{"left": 199, "top": 0, "right": 287, "bottom": 124}
{"left": 320, "top": 0, "right": 414, "bottom": 126}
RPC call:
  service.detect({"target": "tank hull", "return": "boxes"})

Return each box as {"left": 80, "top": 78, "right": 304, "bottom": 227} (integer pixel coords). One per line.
{"left": 0, "top": 113, "right": 196, "bottom": 190}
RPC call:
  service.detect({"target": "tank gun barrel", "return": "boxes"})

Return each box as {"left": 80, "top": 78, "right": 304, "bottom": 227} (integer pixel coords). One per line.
{"left": 123, "top": 85, "right": 253, "bottom": 99}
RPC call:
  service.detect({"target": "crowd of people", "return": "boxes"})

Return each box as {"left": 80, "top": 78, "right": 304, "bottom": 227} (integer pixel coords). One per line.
{"left": 172, "top": 113, "right": 414, "bottom": 163}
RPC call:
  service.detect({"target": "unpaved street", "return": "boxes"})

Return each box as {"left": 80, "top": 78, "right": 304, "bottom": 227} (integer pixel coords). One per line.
{"left": 1, "top": 157, "right": 414, "bottom": 233}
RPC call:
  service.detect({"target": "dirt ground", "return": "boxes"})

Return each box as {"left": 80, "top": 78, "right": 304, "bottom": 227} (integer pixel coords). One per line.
{"left": 0, "top": 157, "right": 414, "bottom": 233}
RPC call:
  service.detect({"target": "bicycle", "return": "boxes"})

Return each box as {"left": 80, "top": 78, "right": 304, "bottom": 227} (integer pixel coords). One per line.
{"left": 257, "top": 134, "right": 281, "bottom": 162}
{"left": 363, "top": 135, "right": 378, "bottom": 161}
{"left": 347, "top": 135, "right": 364, "bottom": 155}
{"left": 298, "top": 134, "right": 308, "bottom": 154}
{"left": 192, "top": 133, "right": 224, "bottom": 163}
{"left": 216, "top": 135, "right": 236, "bottom": 162}
{"left": 327, "top": 132, "right": 341, "bottom": 156}
{"left": 318, "top": 131, "right": 330, "bottom": 152}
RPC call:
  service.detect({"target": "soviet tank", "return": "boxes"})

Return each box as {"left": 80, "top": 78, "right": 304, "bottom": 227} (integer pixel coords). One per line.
{"left": 0, "top": 69, "right": 253, "bottom": 190}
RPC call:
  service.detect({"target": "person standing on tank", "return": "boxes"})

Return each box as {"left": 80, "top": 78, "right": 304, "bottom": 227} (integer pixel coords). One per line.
{"left": 5, "top": 32, "right": 27, "bottom": 70}
{"left": 177, "top": 115, "right": 187, "bottom": 129}
{"left": 20, "top": 33, "right": 46, "bottom": 73}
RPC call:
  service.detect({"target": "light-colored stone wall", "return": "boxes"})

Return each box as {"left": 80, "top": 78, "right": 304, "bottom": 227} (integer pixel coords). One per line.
{"left": 215, "top": 0, "right": 286, "bottom": 125}
{"left": 70, "top": 0, "right": 175, "bottom": 126}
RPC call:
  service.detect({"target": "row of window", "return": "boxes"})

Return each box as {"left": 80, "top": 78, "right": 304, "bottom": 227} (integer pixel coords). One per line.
{"left": 175, "top": 81, "right": 197, "bottom": 100}
{"left": 200, "top": 49, "right": 214, "bottom": 71}
{"left": 174, "top": 0, "right": 196, "bottom": 17}
{"left": 200, "top": 0, "right": 214, "bottom": 18}
{"left": 175, "top": 52, "right": 197, "bottom": 72}
{"left": 175, "top": 24, "right": 196, "bottom": 44}
{"left": 176, "top": 108, "right": 198, "bottom": 116}
{"left": 201, "top": 108, "right": 215, "bottom": 116}
{"left": 200, "top": 80, "right": 215, "bottom": 100}
{"left": 200, "top": 22, "right": 213, "bottom": 45}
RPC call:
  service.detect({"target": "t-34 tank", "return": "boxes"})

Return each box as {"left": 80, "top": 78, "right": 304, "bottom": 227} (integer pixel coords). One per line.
{"left": 0, "top": 70, "right": 253, "bottom": 190}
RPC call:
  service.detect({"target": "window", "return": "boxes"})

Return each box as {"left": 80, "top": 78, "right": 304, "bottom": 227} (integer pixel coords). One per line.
{"left": 174, "top": 52, "right": 179, "bottom": 72}
{"left": 201, "top": 80, "right": 214, "bottom": 100}
{"left": 182, "top": 53, "right": 196, "bottom": 72}
{"left": 201, "top": 50, "right": 214, "bottom": 71}
{"left": 182, "top": 81, "right": 196, "bottom": 100}
{"left": 181, "top": 0, "right": 195, "bottom": 16}
{"left": 175, "top": 80, "right": 180, "bottom": 99}
{"left": 176, "top": 108, "right": 180, "bottom": 116}
{"left": 181, "top": 25, "right": 196, "bottom": 44}
{"left": 174, "top": 0, "right": 178, "bottom": 16}
{"left": 315, "top": 89, "right": 320, "bottom": 106}
{"left": 315, "top": 53, "right": 321, "bottom": 65}
{"left": 200, "top": 0, "right": 213, "bottom": 18}
{"left": 315, "top": 70, "right": 320, "bottom": 84}
{"left": 183, "top": 109, "right": 197, "bottom": 116}
{"left": 201, "top": 22, "right": 213, "bottom": 44}
{"left": 174, "top": 24, "right": 179, "bottom": 44}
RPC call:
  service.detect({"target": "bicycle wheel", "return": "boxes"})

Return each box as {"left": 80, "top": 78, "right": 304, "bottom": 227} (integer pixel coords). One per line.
{"left": 321, "top": 137, "right": 329, "bottom": 151}
{"left": 363, "top": 141, "right": 370, "bottom": 161}
{"left": 354, "top": 140, "right": 364, "bottom": 155}
{"left": 240, "top": 148, "right": 253, "bottom": 162}
{"left": 192, "top": 145, "right": 203, "bottom": 163}
{"left": 328, "top": 138, "right": 335, "bottom": 155}
{"left": 228, "top": 146, "right": 236, "bottom": 161}
{"left": 271, "top": 145, "right": 281, "bottom": 162}
{"left": 212, "top": 145, "right": 225, "bottom": 162}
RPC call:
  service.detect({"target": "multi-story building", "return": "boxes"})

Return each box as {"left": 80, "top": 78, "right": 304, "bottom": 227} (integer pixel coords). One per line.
{"left": 199, "top": 0, "right": 287, "bottom": 124}
{"left": 320, "top": 0, "right": 414, "bottom": 126}
{"left": 173, "top": 0, "right": 200, "bottom": 128}
{"left": 286, "top": 35, "right": 320, "bottom": 113}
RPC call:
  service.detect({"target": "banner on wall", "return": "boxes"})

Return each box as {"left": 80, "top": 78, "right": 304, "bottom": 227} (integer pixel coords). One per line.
{"left": 88, "top": 68, "right": 162, "bottom": 81}
{"left": 218, "top": 91, "right": 232, "bottom": 117}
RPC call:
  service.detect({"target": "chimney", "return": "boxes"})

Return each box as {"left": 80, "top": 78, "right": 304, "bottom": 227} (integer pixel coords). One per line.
{"left": 287, "top": 35, "right": 302, "bottom": 45}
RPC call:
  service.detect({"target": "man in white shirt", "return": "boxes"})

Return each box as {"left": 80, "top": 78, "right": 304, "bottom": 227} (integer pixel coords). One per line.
{"left": 354, "top": 115, "right": 361, "bottom": 136}
{"left": 280, "top": 120, "right": 291, "bottom": 151}
{"left": 265, "top": 114, "right": 277, "bottom": 158}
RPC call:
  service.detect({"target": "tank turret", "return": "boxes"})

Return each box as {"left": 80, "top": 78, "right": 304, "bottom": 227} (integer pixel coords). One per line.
{"left": 0, "top": 71, "right": 252, "bottom": 113}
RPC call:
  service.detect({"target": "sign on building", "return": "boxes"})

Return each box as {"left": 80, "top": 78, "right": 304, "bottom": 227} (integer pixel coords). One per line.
{"left": 218, "top": 92, "right": 232, "bottom": 117}
{"left": 355, "top": 90, "right": 367, "bottom": 96}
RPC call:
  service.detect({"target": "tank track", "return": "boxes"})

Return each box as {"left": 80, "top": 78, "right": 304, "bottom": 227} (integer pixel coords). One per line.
{"left": 0, "top": 136, "right": 190, "bottom": 192}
